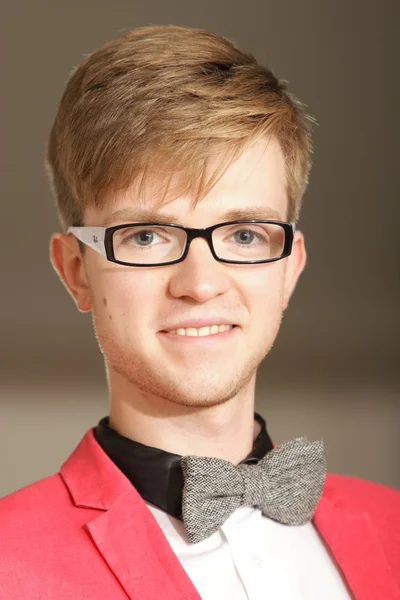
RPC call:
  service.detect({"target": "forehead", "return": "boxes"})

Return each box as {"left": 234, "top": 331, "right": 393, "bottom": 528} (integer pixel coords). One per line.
{"left": 85, "top": 137, "right": 288, "bottom": 226}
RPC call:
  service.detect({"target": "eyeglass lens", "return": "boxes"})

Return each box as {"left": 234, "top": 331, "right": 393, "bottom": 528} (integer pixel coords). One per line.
{"left": 112, "top": 223, "right": 286, "bottom": 264}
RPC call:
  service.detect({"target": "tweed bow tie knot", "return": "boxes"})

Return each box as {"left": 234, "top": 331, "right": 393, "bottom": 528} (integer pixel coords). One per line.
{"left": 181, "top": 437, "right": 327, "bottom": 544}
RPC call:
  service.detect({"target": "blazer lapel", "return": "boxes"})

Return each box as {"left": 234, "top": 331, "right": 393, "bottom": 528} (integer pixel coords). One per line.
{"left": 313, "top": 482, "right": 400, "bottom": 600}
{"left": 60, "top": 429, "right": 202, "bottom": 600}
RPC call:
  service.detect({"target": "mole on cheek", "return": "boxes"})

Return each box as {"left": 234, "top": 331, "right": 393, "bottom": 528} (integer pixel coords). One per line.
{"left": 103, "top": 298, "right": 107, "bottom": 307}
{"left": 108, "top": 314, "right": 112, "bottom": 320}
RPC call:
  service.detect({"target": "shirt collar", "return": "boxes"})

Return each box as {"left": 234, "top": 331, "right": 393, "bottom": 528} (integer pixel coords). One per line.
{"left": 95, "top": 412, "right": 274, "bottom": 520}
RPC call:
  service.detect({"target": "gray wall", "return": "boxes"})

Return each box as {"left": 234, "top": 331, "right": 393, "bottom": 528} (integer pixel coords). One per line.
{"left": 1, "top": 0, "right": 399, "bottom": 496}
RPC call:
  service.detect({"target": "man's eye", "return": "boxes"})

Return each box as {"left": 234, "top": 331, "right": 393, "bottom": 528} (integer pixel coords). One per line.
{"left": 122, "top": 229, "right": 164, "bottom": 246}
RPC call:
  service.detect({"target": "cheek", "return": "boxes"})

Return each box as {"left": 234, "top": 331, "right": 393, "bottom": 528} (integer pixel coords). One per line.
{"left": 241, "top": 264, "right": 285, "bottom": 313}
{"left": 90, "top": 270, "right": 161, "bottom": 336}
{"left": 245, "top": 269, "right": 285, "bottom": 348}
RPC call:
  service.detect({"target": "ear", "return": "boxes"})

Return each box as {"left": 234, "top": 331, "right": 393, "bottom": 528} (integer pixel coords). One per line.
{"left": 50, "top": 233, "right": 92, "bottom": 312}
{"left": 282, "top": 230, "right": 307, "bottom": 311}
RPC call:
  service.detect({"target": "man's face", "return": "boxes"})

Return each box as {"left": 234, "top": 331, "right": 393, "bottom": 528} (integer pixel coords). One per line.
{"left": 54, "top": 137, "right": 306, "bottom": 408}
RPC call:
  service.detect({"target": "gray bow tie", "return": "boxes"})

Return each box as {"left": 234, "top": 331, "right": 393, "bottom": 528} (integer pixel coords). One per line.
{"left": 180, "top": 437, "right": 327, "bottom": 544}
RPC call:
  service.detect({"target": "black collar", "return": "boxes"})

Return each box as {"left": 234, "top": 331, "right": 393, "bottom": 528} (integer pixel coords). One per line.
{"left": 95, "top": 412, "right": 274, "bottom": 520}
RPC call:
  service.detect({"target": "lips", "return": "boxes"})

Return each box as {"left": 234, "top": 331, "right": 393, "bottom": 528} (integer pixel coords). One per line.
{"left": 159, "top": 324, "right": 239, "bottom": 343}
{"left": 166, "top": 324, "right": 235, "bottom": 336}
{"left": 161, "top": 318, "right": 238, "bottom": 332}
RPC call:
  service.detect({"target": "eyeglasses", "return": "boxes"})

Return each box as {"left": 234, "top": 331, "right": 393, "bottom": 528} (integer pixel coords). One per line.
{"left": 67, "top": 220, "right": 296, "bottom": 267}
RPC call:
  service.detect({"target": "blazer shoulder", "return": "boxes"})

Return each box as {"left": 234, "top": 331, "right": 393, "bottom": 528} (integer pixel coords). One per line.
{"left": 325, "top": 471, "right": 400, "bottom": 519}
{"left": 0, "top": 472, "right": 68, "bottom": 517}
{"left": 0, "top": 471, "right": 100, "bottom": 557}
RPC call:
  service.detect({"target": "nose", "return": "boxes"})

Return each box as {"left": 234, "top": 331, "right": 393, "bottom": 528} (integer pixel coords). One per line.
{"left": 168, "top": 237, "right": 230, "bottom": 303}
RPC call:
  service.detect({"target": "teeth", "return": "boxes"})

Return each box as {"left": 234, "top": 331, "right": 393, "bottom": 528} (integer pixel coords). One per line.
{"left": 168, "top": 325, "right": 234, "bottom": 336}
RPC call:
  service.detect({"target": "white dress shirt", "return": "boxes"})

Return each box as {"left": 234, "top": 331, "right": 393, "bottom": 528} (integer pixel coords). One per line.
{"left": 147, "top": 502, "right": 352, "bottom": 599}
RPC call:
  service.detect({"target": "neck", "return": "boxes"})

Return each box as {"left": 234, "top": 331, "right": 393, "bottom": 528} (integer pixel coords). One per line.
{"left": 107, "top": 367, "right": 260, "bottom": 464}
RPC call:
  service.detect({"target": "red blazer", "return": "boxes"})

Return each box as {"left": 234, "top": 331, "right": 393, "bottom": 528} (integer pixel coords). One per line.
{"left": 0, "top": 428, "right": 399, "bottom": 599}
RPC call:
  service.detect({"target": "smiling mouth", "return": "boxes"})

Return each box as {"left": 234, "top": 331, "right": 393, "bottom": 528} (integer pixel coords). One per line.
{"left": 161, "top": 324, "right": 238, "bottom": 337}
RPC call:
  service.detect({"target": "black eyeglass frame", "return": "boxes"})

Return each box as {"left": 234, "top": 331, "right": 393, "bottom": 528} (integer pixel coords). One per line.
{"left": 68, "top": 220, "right": 296, "bottom": 267}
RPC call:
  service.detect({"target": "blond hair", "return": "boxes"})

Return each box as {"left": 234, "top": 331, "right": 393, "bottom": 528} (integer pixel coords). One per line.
{"left": 45, "top": 25, "right": 314, "bottom": 229}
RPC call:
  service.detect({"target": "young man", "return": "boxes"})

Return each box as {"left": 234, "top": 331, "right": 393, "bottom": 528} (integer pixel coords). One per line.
{"left": 0, "top": 25, "right": 399, "bottom": 600}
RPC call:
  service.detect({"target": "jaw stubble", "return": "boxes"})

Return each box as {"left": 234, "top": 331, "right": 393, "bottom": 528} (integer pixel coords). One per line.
{"left": 91, "top": 306, "right": 283, "bottom": 409}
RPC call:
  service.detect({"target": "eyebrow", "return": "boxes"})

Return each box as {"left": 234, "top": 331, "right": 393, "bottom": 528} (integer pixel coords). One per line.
{"left": 102, "top": 206, "right": 284, "bottom": 226}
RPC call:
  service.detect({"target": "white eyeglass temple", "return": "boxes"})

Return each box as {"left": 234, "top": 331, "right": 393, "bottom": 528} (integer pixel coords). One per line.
{"left": 67, "top": 227, "right": 107, "bottom": 258}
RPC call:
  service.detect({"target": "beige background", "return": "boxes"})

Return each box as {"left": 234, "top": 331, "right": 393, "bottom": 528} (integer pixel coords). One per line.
{"left": 1, "top": 0, "right": 399, "bottom": 496}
